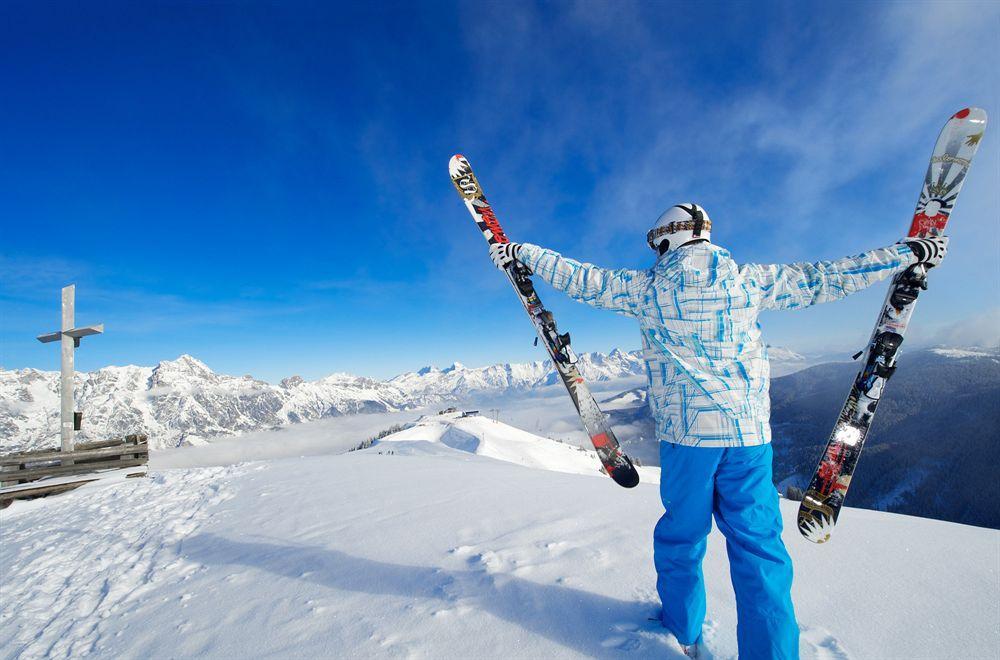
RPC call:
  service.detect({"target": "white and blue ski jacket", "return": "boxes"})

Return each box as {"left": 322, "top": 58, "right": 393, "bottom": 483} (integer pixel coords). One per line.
{"left": 516, "top": 241, "right": 918, "bottom": 447}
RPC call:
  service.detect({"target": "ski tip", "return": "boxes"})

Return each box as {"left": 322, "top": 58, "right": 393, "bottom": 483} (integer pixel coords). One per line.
{"left": 448, "top": 154, "right": 471, "bottom": 179}
{"left": 951, "top": 107, "right": 988, "bottom": 125}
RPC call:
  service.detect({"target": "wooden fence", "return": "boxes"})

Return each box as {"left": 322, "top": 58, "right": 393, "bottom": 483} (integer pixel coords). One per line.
{"left": 0, "top": 434, "right": 148, "bottom": 508}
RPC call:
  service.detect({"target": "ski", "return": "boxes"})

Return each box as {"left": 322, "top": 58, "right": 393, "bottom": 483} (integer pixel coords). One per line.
{"left": 798, "top": 108, "right": 987, "bottom": 543}
{"left": 448, "top": 155, "right": 640, "bottom": 488}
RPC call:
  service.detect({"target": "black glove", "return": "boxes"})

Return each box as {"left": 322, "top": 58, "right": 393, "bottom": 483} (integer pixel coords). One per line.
{"left": 489, "top": 242, "right": 522, "bottom": 270}
{"left": 904, "top": 236, "right": 949, "bottom": 267}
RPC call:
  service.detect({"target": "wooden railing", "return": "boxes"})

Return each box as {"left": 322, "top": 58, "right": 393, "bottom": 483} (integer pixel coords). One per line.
{"left": 0, "top": 434, "right": 149, "bottom": 507}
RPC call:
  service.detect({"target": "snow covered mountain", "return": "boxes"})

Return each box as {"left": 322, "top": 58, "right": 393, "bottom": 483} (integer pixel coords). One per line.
{"left": 0, "top": 355, "right": 416, "bottom": 452}
{"left": 2, "top": 414, "right": 996, "bottom": 658}
{"left": 0, "top": 350, "right": 645, "bottom": 452}
{"left": 764, "top": 345, "right": 810, "bottom": 376}
{"left": 388, "top": 348, "right": 644, "bottom": 398}
{"left": 0, "top": 346, "right": 815, "bottom": 454}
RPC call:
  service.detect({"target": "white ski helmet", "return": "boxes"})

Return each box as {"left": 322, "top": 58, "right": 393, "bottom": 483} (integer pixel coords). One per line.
{"left": 646, "top": 203, "right": 712, "bottom": 253}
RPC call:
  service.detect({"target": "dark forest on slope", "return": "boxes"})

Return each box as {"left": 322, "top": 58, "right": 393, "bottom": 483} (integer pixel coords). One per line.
{"left": 608, "top": 348, "right": 1000, "bottom": 529}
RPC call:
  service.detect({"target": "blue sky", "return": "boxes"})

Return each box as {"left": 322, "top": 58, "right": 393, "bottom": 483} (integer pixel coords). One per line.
{"left": 1, "top": 1, "right": 998, "bottom": 382}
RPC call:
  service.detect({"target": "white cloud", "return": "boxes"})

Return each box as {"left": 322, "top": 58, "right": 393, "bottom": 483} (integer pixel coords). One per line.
{"left": 913, "top": 307, "right": 1000, "bottom": 348}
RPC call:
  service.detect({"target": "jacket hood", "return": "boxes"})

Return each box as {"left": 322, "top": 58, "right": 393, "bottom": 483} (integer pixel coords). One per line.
{"left": 654, "top": 242, "right": 738, "bottom": 287}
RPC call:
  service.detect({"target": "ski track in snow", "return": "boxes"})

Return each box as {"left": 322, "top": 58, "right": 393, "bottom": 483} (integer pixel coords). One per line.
{"left": 0, "top": 466, "right": 244, "bottom": 658}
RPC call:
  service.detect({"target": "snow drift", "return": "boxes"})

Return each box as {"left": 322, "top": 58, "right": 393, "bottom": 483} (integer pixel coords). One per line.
{"left": 372, "top": 413, "right": 659, "bottom": 482}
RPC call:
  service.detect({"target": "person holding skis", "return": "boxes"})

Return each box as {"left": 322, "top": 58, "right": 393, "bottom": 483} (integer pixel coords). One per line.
{"left": 487, "top": 204, "right": 947, "bottom": 659}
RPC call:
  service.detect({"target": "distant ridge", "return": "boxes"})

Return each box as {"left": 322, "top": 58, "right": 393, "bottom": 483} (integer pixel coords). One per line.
{"left": 602, "top": 346, "right": 1000, "bottom": 530}
{"left": 0, "top": 345, "right": 818, "bottom": 453}
{"left": 0, "top": 348, "right": 648, "bottom": 452}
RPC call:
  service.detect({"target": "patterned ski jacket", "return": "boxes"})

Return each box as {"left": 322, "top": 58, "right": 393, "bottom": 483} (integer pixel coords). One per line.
{"left": 516, "top": 241, "right": 918, "bottom": 447}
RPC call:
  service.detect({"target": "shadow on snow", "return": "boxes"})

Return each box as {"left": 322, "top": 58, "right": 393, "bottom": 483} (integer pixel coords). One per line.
{"left": 182, "top": 533, "right": 681, "bottom": 657}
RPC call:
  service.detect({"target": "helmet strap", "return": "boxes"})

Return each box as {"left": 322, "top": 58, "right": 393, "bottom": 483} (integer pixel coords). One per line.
{"left": 677, "top": 204, "right": 705, "bottom": 237}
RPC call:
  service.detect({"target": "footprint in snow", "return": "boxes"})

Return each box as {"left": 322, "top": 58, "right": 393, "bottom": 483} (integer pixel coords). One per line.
{"left": 613, "top": 622, "right": 640, "bottom": 632}
{"left": 598, "top": 618, "right": 685, "bottom": 656}
{"left": 601, "top": 635, "right": 643, "bottom": 651}
{"left": 467, "top": 550, "right": 504, "bottom": 572}
{"left": 800, "top": 624, "right": 851, "bottom": 659}
{"left": 635, "top": 615, "right": 720, "bottom": 659}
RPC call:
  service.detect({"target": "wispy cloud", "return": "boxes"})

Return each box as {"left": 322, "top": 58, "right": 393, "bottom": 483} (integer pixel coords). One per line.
{"left": 913, "top": 306, "right": 1000, "bottom": 348}
{"left": 580, "top": 1, "right": 1000, "bottom": 261}
{"left": 0, "top": 254, "right": 89, "bottom": 300}
{"left": 0, "top": 253, "right": 315, "bottom": 336}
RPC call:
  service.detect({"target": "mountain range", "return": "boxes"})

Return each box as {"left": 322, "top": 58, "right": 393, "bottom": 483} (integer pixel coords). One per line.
{"left": 3, "top": 345, "right": 996, "bottom": 528}
{"left": 1, "top": 346, "right": 811, "bottom": 453}
{"left": 1, "top": 348, "right": 669, "bottom": 452}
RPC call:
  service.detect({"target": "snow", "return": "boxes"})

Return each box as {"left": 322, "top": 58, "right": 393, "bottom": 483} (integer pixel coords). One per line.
{"left": 765, "top": 345, "right": 808, "bottom": 363}
{"left": 0, "top": 356, "right": 418, "bottom": 453}
{"left": 0, "top": 351, "right": 643, "bottom": 453}
{"left": 153, "top": 410, "right": 420, "bottom": 469}
{"left": 2, "top": 417, "right": 997, "bottom": 659}
{"left": 386, "top": 348, "right": 645, "bottom": 399}
{"left": 1, "top": 345, "right": 821, "bottom": 453}
{"left": 929, "top": 347, "right": 998, "bottom": 359}
{"left": 377, "top": 413, "right": 659, "bottom": 483}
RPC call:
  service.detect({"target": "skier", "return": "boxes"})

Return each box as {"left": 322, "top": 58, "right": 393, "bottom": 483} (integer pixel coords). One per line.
{"left": 488, "top": 204, "right": 948, "bottom": 659}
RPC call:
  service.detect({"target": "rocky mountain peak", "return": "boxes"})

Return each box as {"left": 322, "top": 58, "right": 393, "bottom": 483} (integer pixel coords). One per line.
{"left": 280, "top": 375, "right": 305, "bottom": 389}
{"left": 153, "top": 354, "right": 215, "bottom": 378}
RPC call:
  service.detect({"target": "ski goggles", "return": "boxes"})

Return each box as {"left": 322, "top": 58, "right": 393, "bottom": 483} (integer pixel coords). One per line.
{"left": 646, "top": 219, "right": 712, "bottom": 249}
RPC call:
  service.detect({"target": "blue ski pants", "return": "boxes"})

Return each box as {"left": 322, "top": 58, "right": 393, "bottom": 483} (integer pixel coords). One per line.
{"left": 654, "top": 442, "right": 799, "bottom": 660}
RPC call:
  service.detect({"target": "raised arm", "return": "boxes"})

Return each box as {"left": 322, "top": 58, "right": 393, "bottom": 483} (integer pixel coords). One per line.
{"left": 511, "top": 243, "right": 650, "bottom": 317}
{"left": 740, "top": 243, "right": 922, "bottom": 311}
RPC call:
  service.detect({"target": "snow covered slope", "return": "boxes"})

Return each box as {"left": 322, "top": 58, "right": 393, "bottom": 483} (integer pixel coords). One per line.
{"left": 2, "top": 422, "right": 996, "bottom": 659}
{"left": 375, "top": 413, "right": 659, "bottom": 482}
